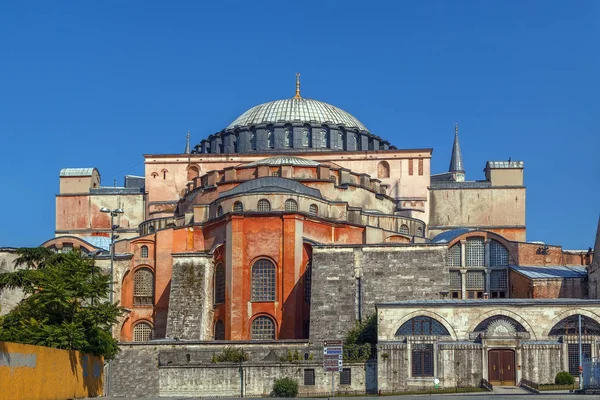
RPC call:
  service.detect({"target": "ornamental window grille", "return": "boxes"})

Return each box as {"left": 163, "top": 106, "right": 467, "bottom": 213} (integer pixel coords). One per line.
{"left": 340, "top": 368, "right": 352, "bottom": 385}
{"left": 399, "top": 224, "right": 409, "bottom": 234}
{"left": 416, "top": 226, "right": 423, "bottom": 237}
{"left": 251, "top": 259, "right": 275, "bottom": 301}
{"left": 490, "top": 270, "right": 508, "bottom": 291}
{"left": 250, "top": 133, "right": 257, "bottom": 150}
{"left": 285, "top": 199, "right": 298, "bottom": 212}
{"left": 466, "top": 237, "right": 485, "bottom": 267}
{"left": 284, "top": 128, "right": 293, "bottom": 147}
{"left": 549, "top": 315, "right": 600, "bottom": 336}
{"left": 302, "top": 129, "right": 311, "bottom": 147}
{"left": 133, "top": 322, "right": 152, "bottom": 342}
{"left": 140, "top": 245, "right": 148, "bottom": 259}
{"left": 490, "top": 240, "right": 509, "bottom": 266}
{"left": 304, "top": 264, "right": 312, "bottom": 303}
{"left": 309, "top": 204, "right": 318, "bottom": 216}
{"left": 214, "top": 320, "right": 225, "bottom": 340}
{"left": 473, "top": 316, "right": 527, "bottom": 333}
{"left": 447, "top": 244, "right": 461, "bottom": 267}
{"left": 450, "top": 271, "right": 462, "bottom": 290}
{"left": 568, "top": 343, "right": 591, "bottom": 376}
{"left": 233, "top": 201, "right": 243, "bottom": 213}
{"left": 217, "top": 205, "right": 223, "bottom": 217}
{"left": 268, "top": 131, "right": 274, "bottom": 148}
{"left": 411, "top": 344, "right": 434, "bottom": 377}
{"left": 251, "top": 316, "right": 275, "bottom": 340}
{"left": 304, "top": 369, "right": 315, "bottom": 385}
{"left": 466, "top": 271, "right": 486, "bottom": 290}
{"left": 396, "top": 316, "right": 450, "bottom": 336}
{"left": 257, "top": 199, "right": 271, "bottom": 212}
{"left": 133, "top": 268, "right": 154, "bottom": 306}
{"left": 214, "top": 264, "right": 225, "bottom": 304}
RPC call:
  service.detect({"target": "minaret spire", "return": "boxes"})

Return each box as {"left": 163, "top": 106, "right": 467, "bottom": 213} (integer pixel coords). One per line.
{"left": 184, "top": 131, "right": 191, "bottom": 154}
{"left": 449, "top": 123, "right": 465, "bottom": 179}
{"left": 294, "top": 73, "right": 301, "bottom": 99}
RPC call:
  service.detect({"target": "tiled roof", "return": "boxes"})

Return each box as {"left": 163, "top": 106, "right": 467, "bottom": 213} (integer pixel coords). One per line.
{"left": 486, "top": 161, "right": 524, "bottom": 169}
{"left": 431, "top": 228, "right": 474, "bottom": 243}
{"left": 81, "top": 236, "right": 111, "bottom": 251}
{"left": 510, "top": 265, "right": 587, "bottom": 279}
{"left": 227, "top": 97, "right": 368, "bottom": 131}
{"left": 246, "top": 156, "right": 320, "bottom": 167}
{"left": 59, "top": 168, "right": 96, "bottom": 177}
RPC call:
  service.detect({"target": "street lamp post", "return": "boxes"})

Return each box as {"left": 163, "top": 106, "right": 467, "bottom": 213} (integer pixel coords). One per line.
{"left": 99, "top": 207, "right": 124, "bottom": 397}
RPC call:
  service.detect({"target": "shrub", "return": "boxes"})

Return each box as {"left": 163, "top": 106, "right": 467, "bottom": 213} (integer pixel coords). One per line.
{"left": 273, "top": 377, "right": 298, "bottom": 397}
{"left": 555, "top": 371, "right": 575, "bottom": 385}
{"left": 215, "top": 346, "right": 248, "bottom": 362}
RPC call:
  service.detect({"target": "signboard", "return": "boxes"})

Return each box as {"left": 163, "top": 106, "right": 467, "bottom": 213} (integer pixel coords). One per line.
{"left": 323, "top": 340, "right": 343, "bottom": 372}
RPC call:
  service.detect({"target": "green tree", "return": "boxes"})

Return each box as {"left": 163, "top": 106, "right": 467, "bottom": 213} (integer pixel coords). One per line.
{"left": 0, "top": 248, "right": 122, "bottom": 358}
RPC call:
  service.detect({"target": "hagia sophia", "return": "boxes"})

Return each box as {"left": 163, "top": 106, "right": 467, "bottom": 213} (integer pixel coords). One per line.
{"left": 1, "top": 76, "right": 599, "bottom": 396}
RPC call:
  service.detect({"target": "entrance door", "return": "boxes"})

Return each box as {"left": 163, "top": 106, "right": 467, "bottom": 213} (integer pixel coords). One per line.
{"left": 488, "top": 349, "right": 515, "bottom": 386}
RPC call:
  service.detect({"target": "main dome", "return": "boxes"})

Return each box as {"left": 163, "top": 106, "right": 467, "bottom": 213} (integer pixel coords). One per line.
{"left": 227, "top": 97, "right": 369, "bottom": 132}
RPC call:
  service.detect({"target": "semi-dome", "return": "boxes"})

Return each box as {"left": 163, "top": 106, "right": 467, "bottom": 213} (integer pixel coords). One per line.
{"left": 227, "top": 97, "right": 368, "bottom": 132}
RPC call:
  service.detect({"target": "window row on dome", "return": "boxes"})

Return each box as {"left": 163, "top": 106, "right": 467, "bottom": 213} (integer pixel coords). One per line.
{"left": 194, "top": 126, "right": 391, "bottom": 154}
{"left": 214, "top": 198, "right": 320, "bottom": 217}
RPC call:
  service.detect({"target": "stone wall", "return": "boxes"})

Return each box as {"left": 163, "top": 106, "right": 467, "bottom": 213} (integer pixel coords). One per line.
{"left": 521, "top": 343, "right": 563, "bottom": 384}
{"left": 438, "top": 343, "right": 483, "bottom": 387}
{"left": 0, "top": 249, "right": 23, "bottom": 315}
{"left": 166, "top": 253, "right": 214, "bottom": 340}
{"left": 376, "top": 343, "right": 408, "bottom": 391}
{"left": 310, "top": 245, "right": 448, "bottom": 342}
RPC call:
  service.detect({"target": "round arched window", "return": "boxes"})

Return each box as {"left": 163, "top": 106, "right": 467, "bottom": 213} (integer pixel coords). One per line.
{"left": 233, "top": 201, "right": 243, "bottom": 213}
{"left": 257, "top": 199, "right": 271, "bottom": 212}
{"left": 285, "top": 199, "right": 298, "bottom": 212}
{"left": 309, "top": 204, "right": 318, "bottom": 216}
{"left": 251, "top": 316, "right": 275, "bottom": 340}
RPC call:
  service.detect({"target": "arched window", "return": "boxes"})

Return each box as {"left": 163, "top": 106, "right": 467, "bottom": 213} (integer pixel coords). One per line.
{"left": 338, "top": 131, "right": 344, "bottom": 150}
{"left": 251, "top": 316, "right": 275, "bottom": 340}
{"left": 304, "top": 264, "right": 312, "bottom": 304}
{"left": 416, "top": 226, "right": 423, "bottom": 237}
{"left": 355, "top": 134, "right": 362, "bottom": 150}
{"left": 214, "top": 263, "right": 225, "bottom": 304}
{"left": 466, "top": 237, "right": 485, "bottom": 267}
{"left": 549, "top": 315, "right": 600, "bottom": 376}
{"left": 233, "top": 201, "right": 243, "bottom": 213}
{"left": 257, "top": 199, "right": 271, "bottom": 212}
{"left": 250, "top": 132, "right": 257, "bottom": 150}
{"left": 284, "top": 126, "right": 293, "bottom": 147}
{"left": 214, "top": 320, "right": 225, "bottom": 340}
{"left": 377, "top": 161, "right": 390, "bottom": 178}
{"left": 268, "top": 131, "right": 274, "bottom": 148}
{"left": 148, "top": 225, "right": 155, "bottom": 234}
{"left": 217, "top": 205, "right": 224, "bottom": 217}
{"left": 133, "top": 322, "right": 153, "bottom": 342}
{"left": 395, "top": 316, "right": 451, "bottom": 336}
{"left": 320, "top": 128, "right": 329, "bottom": 148}
{"left": 309, "top": 204, "right": 318, "bottom": 216}
{"left": 490, "top": 240, "right": 508, "bottom": 266}
{"left": 285, "top": 199, "right": 298, "bottom": 212}
{"left": 251, "top": 259, "right": 275, "bottom": 301}
{"left": 302, "top": 128, "right": 311, "bottom": 147}
{"left": 447, "top": 244, "right": 461, "bottom": 267}
{"left": 140, "top": 245, "right": 148, "bottom": 259}
{"left": 399, "top": 224, "right": 409, "bottom": 235}
{"left": 187, "top": 166, "right": 200, "bottom": 181}
{"left": 473, "top": 316, "right": 527, "bottom": 334}
{"left": 133, "top": 268, "right": 154, "bottom": 306}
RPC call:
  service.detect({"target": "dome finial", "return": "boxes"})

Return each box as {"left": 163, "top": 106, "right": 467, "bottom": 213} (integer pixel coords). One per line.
{"left": 294, "top": 72, "right": 301, "bottom": 99}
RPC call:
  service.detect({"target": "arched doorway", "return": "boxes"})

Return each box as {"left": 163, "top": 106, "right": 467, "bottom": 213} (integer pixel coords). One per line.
{"left": 488, "top": 349, "right": 515, "bottom": 386}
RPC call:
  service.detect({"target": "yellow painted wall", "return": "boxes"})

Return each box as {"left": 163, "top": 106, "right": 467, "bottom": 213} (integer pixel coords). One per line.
{"left": 0, "top": 341, "right": 103, "bottom": 400}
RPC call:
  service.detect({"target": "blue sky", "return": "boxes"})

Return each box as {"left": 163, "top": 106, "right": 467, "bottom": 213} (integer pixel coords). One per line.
{"left": 0, "top": 1, "right": 598, "bottom": 249}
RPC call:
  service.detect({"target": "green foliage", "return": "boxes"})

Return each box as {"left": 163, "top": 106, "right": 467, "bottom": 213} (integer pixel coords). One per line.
{"left": 273, "top": 377, "right": 298, "bottom": 397}
{"left": 211, "top": 353, "right": 217, "bottom": 363}
{"left": 0, "top": 248, "right": 122, "bottom": 359}
{"left": 344, "top": 313, "right": 376, "bottom": 361}
{"left": 555, "top": 371, "right": 575, "bottom": 385}
{"left": 215, "top": 346, "right": 249, "bottom": 362}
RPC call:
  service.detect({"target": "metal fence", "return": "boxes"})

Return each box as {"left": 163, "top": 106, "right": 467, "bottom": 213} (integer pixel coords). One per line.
{"left": 583, "top": 356, "right": 600, "bottom": 389}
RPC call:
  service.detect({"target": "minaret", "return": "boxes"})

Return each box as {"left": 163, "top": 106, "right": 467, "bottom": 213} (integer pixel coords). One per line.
{"left": 184, "top": 131, "right": 191, "bottom": 154}
{"left": 294, "top": 73, "right": 301, "bottom": 99}
{"left": 449, "top": 123, "right": 465, "bottom": 182}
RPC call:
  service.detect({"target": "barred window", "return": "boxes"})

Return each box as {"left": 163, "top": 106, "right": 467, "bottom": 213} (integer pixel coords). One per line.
{"left": 303, "top": 369, "right": 315, "bottom": 385}
{"left": 285, "top": 199, "right": 298, "bottom": 212}
{"left": 133, "top": 322, "right": 152, "bottom": 342}
{"left": 257, "top": 199, "right": 271, "bottom": 212}
{"left": 251, "top": 316, "right": 275, "bottom": 340}
{"left": 549, "top": 315, "right": 600, "bottom": 336}
{"left": 447, "top": 244, "right": 461, "bottom": 267}
{"left": 285, "top": 128, "right": 293, "bottom": 147}
{"left": 396, "top": 316, "right": 450, "bottom": 336}
{"left": 466, "top": 237, "right": 485, "bottom": 267}
{"left": 399, "top": 224, "right": 409, "bottom": 235}
{"left": 271, "top": 170, "right": 280, "bottom": 177}
{"left": 304, "top": 264, "right": 312, "bottom": 304}
{"left": 340, "top": 368, "right": 351, "bottom": 385}
{"left": 490, "top": 270, "right": 508, "bottom": 291}
{"left": 250, "top": 132, "right": 257, "bottom": 150}
{"left": 214, "top": 263, "right": 225, "bottom": 304}
{"left": 140, "top": 245, "right": 148, "bottom": 258}
{"left": 233, "top": 201, "right": 243, "bottom": 212}
{"left": 416, "top": 226, "right": 423, "bottom": 237}
{"left": 412, "top": 344, "right": 434, "bottom": 377}
{"left": 466, "top": 271, "right": 486, "bottom": 290}
{"left": 251, "top": 259, "right": 275, "bottom": 301}
{"left": 133, "top": 268, "right": 154, "bottom": 306}
{"left": 309, "top": 204, "right": 318, "bottom": 216}
{"left": 217, "top": 205, "right": 223, "bottom": 217}
{"left": 490, "top": 240, "right": 508, "bottom": 266}
{"left": 214, "top": 320, "right": 225, "bottom": 340}
{"left": 302, "top": 129, "right": 311, "bottom": 147}
{"left": 450, "top": 271, "right": 462, "bottom": 290}
{"left": 568, "top": 343, "right": 591, "bottom": 376}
